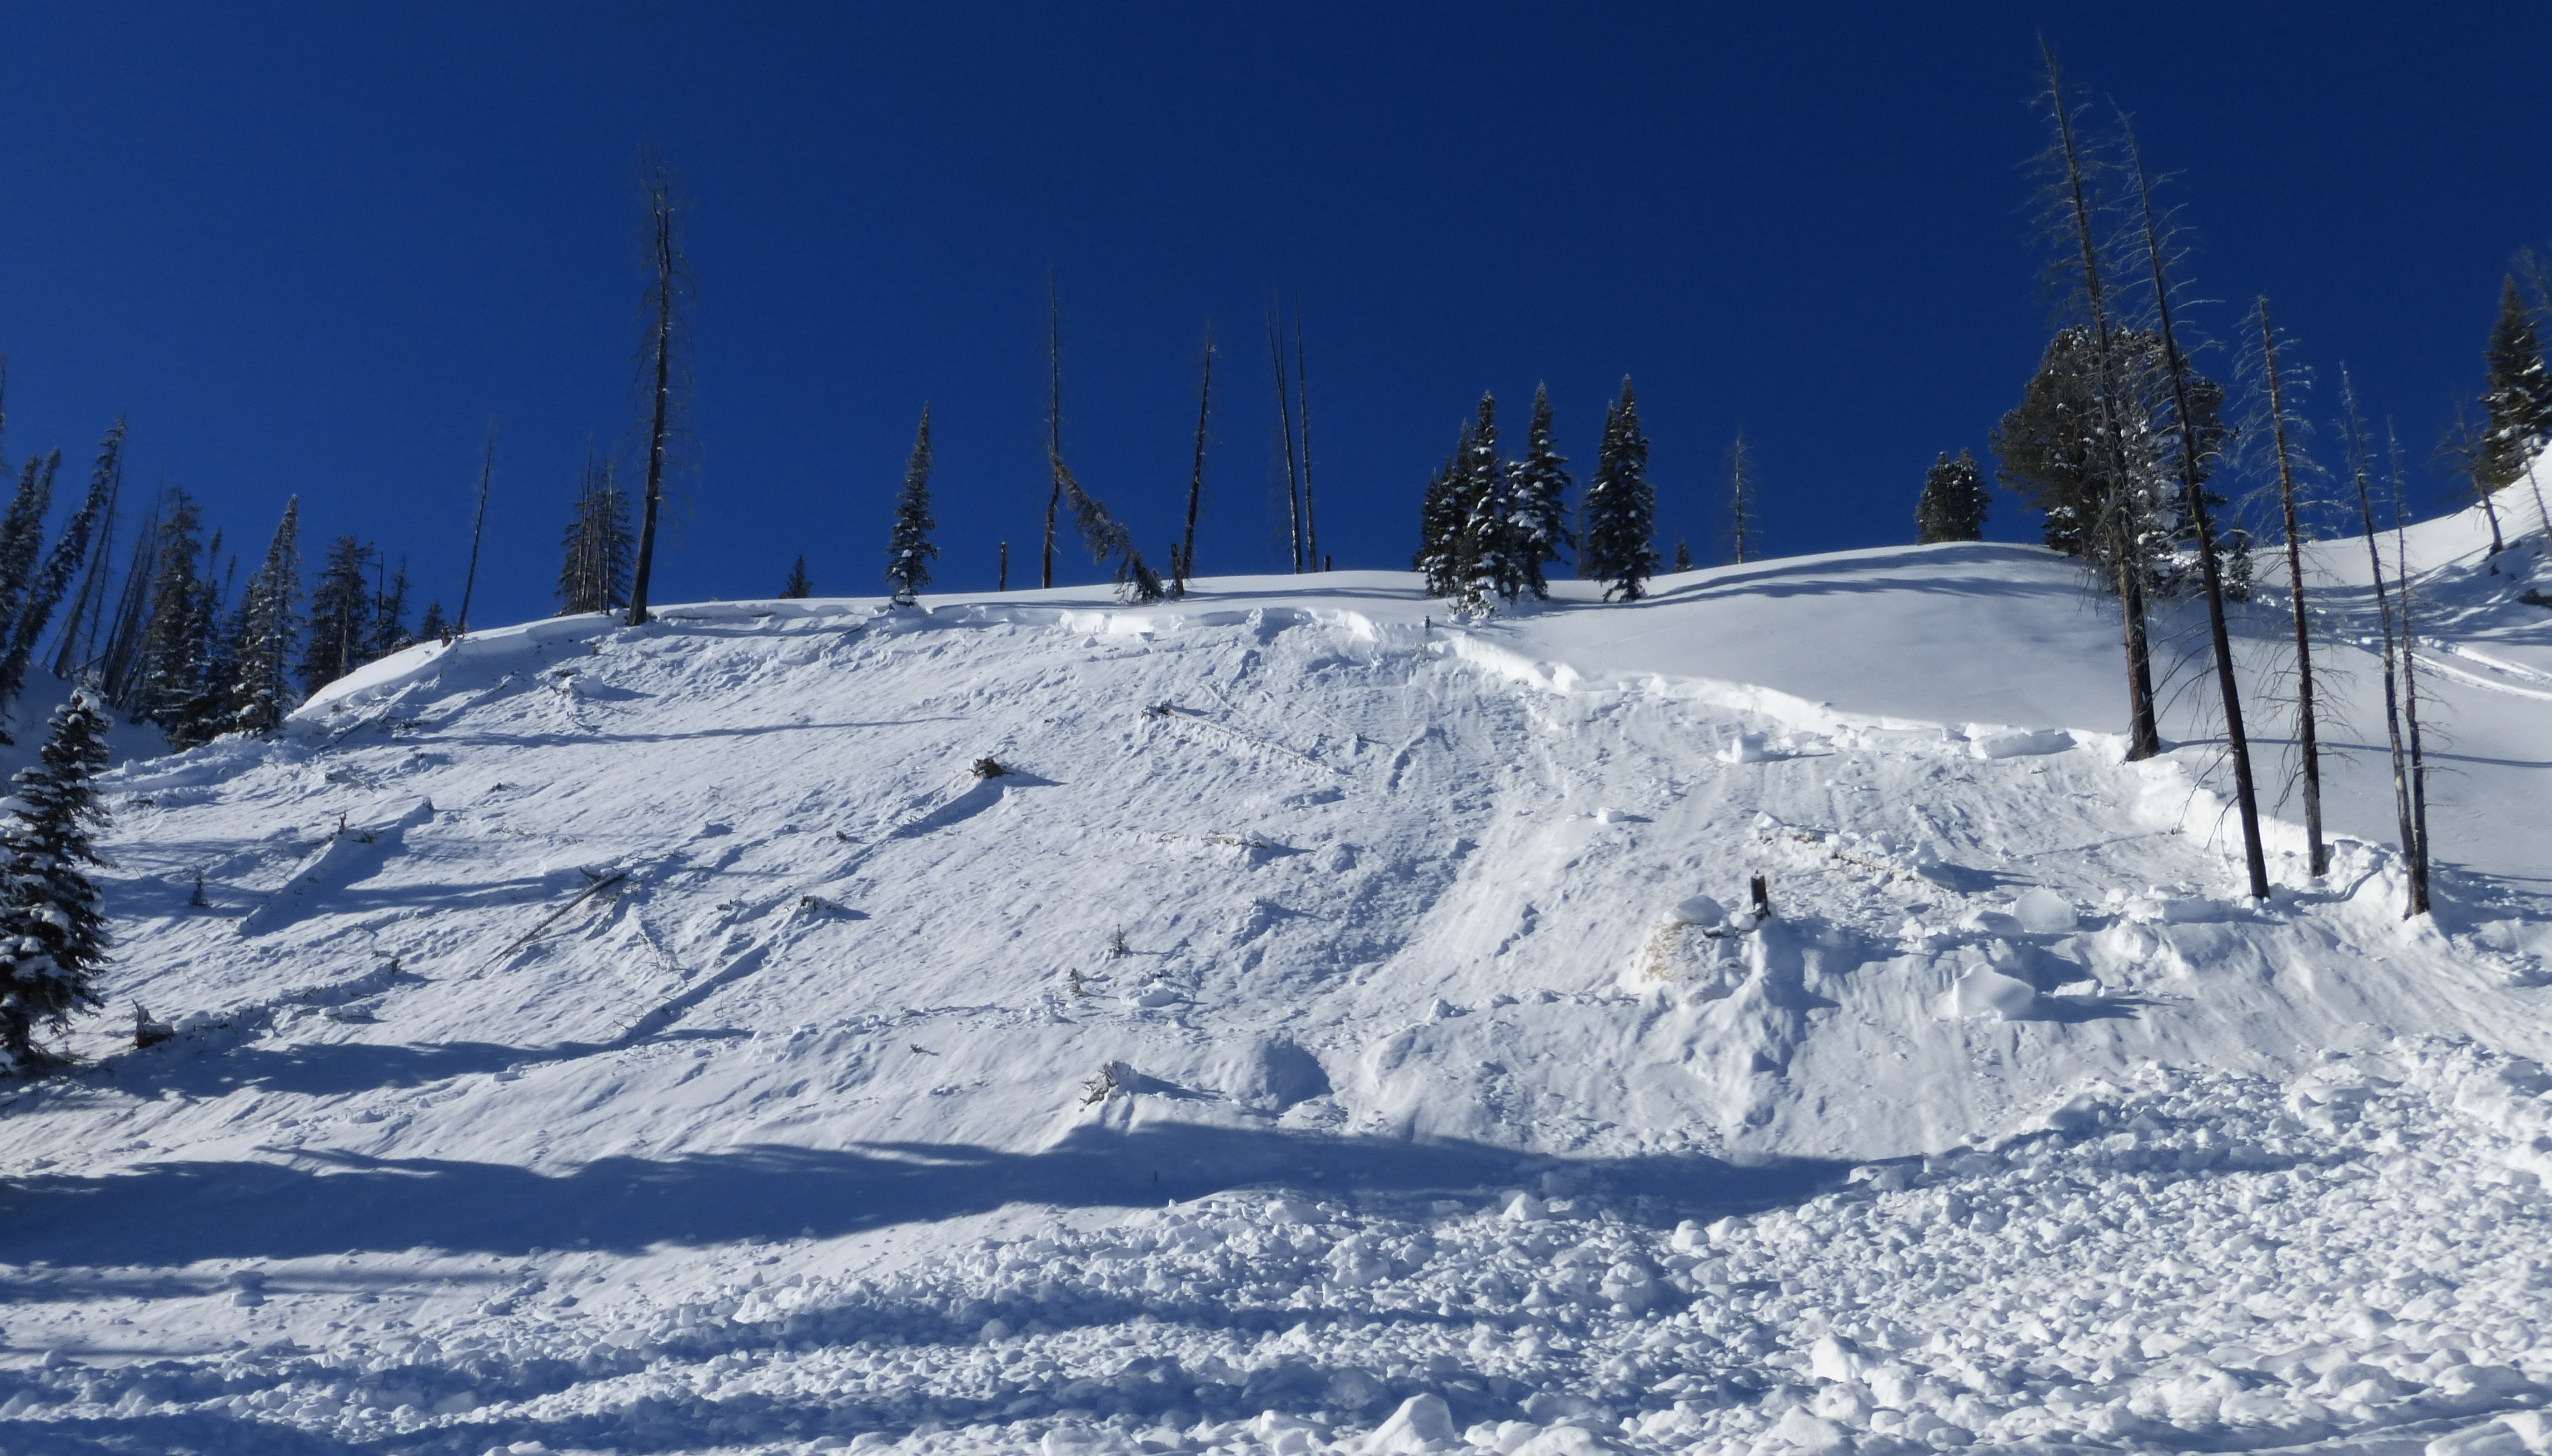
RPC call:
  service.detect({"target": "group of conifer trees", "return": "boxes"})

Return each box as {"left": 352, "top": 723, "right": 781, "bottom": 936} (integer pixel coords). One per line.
{"left": 0, "top": 392, "right": 429, "bottom": 752}
{"left": 87, "top": 489, "right": 426, "bottom": 750}
{"left": 1413, "top": 377, "right": 1654, "bottom": 610}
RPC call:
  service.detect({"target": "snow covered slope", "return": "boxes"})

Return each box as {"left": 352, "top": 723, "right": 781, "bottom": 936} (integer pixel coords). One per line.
{"left": 2, "top": 511, "right": 2549, "bottom": 1456}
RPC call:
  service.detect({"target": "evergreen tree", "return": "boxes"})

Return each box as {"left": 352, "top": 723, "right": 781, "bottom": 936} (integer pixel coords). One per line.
{"left": 4, "top": 447, "right": 110, "bottom": 715}
{"left": 1413, "top": 437, "right": 1467, "bottom": 596}
{"left": 1579, "top": 378, "right": 1658, "bottom": 600}
{"left": 1673, "top": 540, "right": 1691, "bottom": 572}
{"left": 885, "top": 405, "right": 937, "bottom": 605}
{"left": 416, "top": 600, "right": 449, "bottom": 642}
{"left": 1454, "top": 393, "right": 1521, "bottom": 609}
{"left": 2478, "top": 275, "right": 2552, "bottom": 536}
{"left": 135, "top": 492, "right": 206, "bottom": 722}
{"left": 299, "top": 536, "right": 376, "bottom": 696}
{"left": 0, "top": 689, "right": 112, "bottom": 1071}
{"left": 1915, "top": 450, "right": 1990, "bottom": 543}
{"left": 1506, "top": 384, "right": 1573, "bottom": 599}
{"left": 780, "top": 556, "right": 813, "bottom": 599}
{"left": 231, "top": 497, "right": 302, "bottom": 736}
{"left": 162, "top": 568, "right": 234, "bottom": 752}
{"left": 0, "top": 452, "right": 58, "bottom": 669}
{"left": 1993, "top": 324, "right": 2230, "bottom": 590}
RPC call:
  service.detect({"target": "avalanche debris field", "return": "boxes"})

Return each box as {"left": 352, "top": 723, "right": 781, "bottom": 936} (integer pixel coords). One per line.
{"left": 3, "top": 513, "right": 2551, "bottom": 1456}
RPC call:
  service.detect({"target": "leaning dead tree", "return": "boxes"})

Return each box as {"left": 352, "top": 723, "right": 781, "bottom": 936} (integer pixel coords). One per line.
{"left": 1175, "top": 321, "right": 1215, "bottom": 596}
{"left": 1040, "top": 277, "right": 1162, "bottom": 603}
{"left": 2119, "top": 115, "right": 2268, "bottom": 899}
{"left": 456, "top": 423, "right": 494, "bottom": 634}
{"left": 625, "top": 152, "right": 690, "bottom": 628}
{"left": 2340, "top": 371, "right": 2423, "bottom": 917}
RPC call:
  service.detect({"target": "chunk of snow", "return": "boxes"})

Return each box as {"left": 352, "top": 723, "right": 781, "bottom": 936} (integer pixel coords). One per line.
{"left": 1719, "top": 732, "right": 1772, "bottom": 764}
{"left": 2012, "top": 887, "right": 2078, "bottom": 934}
{"left": 1668, "top": 895, "right": 1726, "bottom": 927}
{"left": 1963, "top": 724, "right": 2076, "bottom": 759}
{"left": 1364, "top": 1394, "right": 1456, "bottom": 1454}
{"left": 1948, "top": 965, "right": 2038, "bottom": 1020}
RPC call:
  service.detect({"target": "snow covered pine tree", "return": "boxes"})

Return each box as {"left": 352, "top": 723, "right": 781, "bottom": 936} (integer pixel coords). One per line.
{"left": 0, "top": 690, "right": 112, "bottom": 1071}
{"left": 1915, "top": 450, "right": 1989, "bottom": 543}
{"left": 886, "top": 405, "right": 937, "bottom": 606}
{"left": 1507, "top": 384, "right": 1574, "bottom": 599}
{"left": 1579, "top": 376, "right": 1658, "bottom": 600}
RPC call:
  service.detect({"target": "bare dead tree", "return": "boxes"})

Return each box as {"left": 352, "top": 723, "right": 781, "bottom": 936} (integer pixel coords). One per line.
{"left": 1178, "top": 321, "right": 1215, "bottom": 596}
{"left": 2121, "top": 114, "right": 2268, "bottom": 899}
{"left": 1268, "top": 310, "right": 1303, "bottom": 572}
{"left": 2035, "top": 42, "right": 2162, "bottom": 761}
{"left": 1295, "top": 300, "right": 1318, "bottom": 570}
{"left": 1724, "top": 434, "right": 1758, "bottom": 564}
{"left": 2341, "top": 370, "right": 2420, "bottom": 915}
{"left": 2386, "top": 425, "right": 2434, "bottom": 916}
{"left": 1043, "top": 273, "right": 1064, "bottom": 590}
{"left": 2254, "top": 299, "right": 2326, "bottom": 878}
{"left": 625, "top": 152, "right": 689, "bottom": 627}
{"left": 455, "top": 423, "right": 494, "bottom": 634}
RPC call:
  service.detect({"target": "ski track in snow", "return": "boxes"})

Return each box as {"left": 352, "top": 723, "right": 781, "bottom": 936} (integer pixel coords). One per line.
{"left": 0, "top": 510, "right": 2546, "bottom": 1455}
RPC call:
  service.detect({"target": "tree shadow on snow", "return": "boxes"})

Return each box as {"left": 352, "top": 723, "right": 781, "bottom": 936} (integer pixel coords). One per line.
{"left": 0, "top": 1121, "right": 1849, "bottom": 1268}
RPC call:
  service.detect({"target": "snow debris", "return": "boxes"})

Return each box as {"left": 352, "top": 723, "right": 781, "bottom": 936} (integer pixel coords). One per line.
{"left": 4, "top": 503, "right": 2550, "bottom": 1454}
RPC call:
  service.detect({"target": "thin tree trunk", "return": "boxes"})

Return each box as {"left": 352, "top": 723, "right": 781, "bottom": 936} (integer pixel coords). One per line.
{"left": 2042, "top": 43, "right": 2161, "bottom": 761}
{"left": 2125, "top": 123, "right": 2268, "bottom": 899}
{"left": 1268, "top": 312, "right": 1302, "bottom": 572}
{"left": 2345, "top": 376, "right": 2419, "bottom": 911}
{"left": 2526, "top": 457, "right": 2552, "bottom": 545}
{"left": 455, "top": 427, "right": 495, "bottom": 633}
{"left": 1295, "top": 301, "right": 1317, "bottom": 571}
{"left": 998, "top": 540, "right": 1008, "bottom": 593}
{"left": 1043, "top": 277, "right": 1062, "bottom": 590}
{"left": 1181, "top": 322, "right": 1214, "bottom": 595}
{"left": 2389, "top": 432, "right": 2433, "bottom": 916}
{"left": 53, "top": 470, "right": 117, "bottom": 680}
{"left": 627, "top": 167, "right": 679, "bottom": 627}
{"left": 2258, "top": 301, "right": 2326, "bottom": 878}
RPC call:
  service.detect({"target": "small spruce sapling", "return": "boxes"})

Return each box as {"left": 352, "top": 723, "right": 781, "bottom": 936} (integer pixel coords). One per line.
{"left": 779, "top": 556, "right": 813, "bottom": 599}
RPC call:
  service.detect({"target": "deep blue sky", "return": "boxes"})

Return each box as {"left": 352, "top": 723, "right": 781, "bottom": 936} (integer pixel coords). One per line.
{"left": 2, "top": 4, "right": 2547, "bottom": 625}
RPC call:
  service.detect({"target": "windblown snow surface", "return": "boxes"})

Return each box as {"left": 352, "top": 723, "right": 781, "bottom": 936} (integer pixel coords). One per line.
{"left": 4, "top": 501, "right": 2552, "bottom": 1456}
